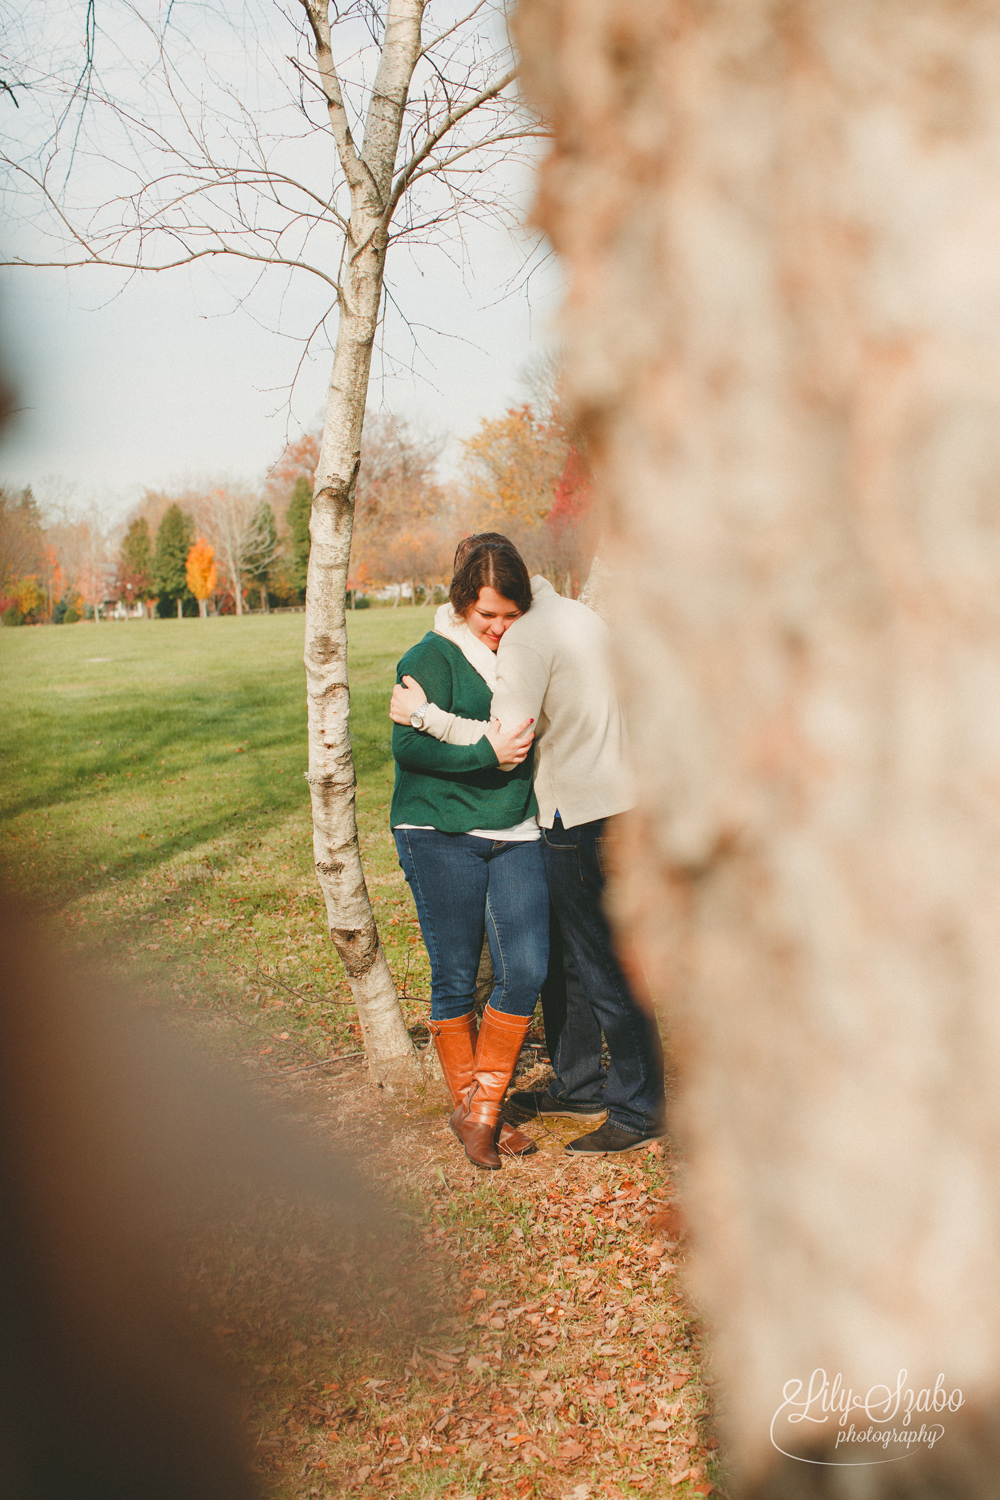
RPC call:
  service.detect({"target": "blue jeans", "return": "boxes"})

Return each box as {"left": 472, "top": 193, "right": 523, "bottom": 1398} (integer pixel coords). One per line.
{"left": 394, "top": 830, "right": 549, "bottom": 1020}
{"left": 541, "top": 814, "right": 665, "bottom": 1135}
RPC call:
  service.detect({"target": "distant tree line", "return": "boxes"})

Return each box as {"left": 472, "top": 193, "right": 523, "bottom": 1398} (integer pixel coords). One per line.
{"left": 0, "top": 391, "right": 595, "bottom": 625}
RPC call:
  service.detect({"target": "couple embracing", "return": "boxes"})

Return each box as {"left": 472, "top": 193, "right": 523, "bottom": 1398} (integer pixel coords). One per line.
{"left": 389, "top": 534, "right": 665, "bottom": 1171}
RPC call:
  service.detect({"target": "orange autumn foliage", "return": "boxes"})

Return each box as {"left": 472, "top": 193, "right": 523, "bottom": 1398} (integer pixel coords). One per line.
{"left": 460, "top": 403, "right": 595, "bottom": 591}
{"left": 462, "top": 403, "right": 568, "bottom": 530}
{"left": 185, "top": 538, "right": 217, "bottom": 601}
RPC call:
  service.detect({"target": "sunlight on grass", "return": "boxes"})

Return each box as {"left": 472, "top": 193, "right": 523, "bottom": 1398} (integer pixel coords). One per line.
{"left": 0, "top": 608, "right": 438, "bottom": 1060}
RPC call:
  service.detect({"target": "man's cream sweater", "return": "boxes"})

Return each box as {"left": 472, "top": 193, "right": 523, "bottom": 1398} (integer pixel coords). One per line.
{"left": 420, "top": 577, "right": 632, "bottom": 830}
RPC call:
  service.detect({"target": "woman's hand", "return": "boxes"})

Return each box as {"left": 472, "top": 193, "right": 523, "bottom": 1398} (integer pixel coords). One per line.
{"left": 485, "top": 716, "right": 534, "bottom": 766}
{"left": 390, "top": 675, "right": 428, "bottom": 725}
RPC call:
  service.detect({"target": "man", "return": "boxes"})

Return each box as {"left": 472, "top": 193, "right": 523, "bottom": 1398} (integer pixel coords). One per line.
{"left": 390, "top": 539, "right": 665, "bottom": 1154}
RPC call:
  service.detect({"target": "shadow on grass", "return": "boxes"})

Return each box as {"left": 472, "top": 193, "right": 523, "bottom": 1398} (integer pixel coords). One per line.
{"left": 1, "top": 612, "right": 417, "bottom": 920}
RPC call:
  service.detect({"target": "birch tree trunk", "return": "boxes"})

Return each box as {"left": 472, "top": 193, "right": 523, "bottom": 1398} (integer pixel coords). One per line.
{"left": 301, "top": 0, "right": 426, "bottom": 1090}
{"left": 518, "top": 0, "right": 1000, "bottom": 1491}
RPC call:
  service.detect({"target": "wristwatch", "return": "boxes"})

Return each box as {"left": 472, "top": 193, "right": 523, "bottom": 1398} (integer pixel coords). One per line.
{"left": 409, "top": 701, "right": 430, "bottom": 730}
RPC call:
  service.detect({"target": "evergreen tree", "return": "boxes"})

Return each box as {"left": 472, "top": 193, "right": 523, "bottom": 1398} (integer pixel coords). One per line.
{"left": 116, "top": 517, "right": 155, "bottom": 615}
{"left": 241, "top": 501, "right": 280, "bottom": 611}
{"left": 153, "top": 504, "right": 194, "bottom": 618}
{"left": 0, "top": 485, "right": 44, "bottom": 594}
{"left": 286, "top": 477, "right": 312, "bottom": 600}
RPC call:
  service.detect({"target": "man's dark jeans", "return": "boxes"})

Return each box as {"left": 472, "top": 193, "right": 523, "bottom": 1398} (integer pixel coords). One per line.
{"left": 540, "top": 814, "right": 665, "bottom": 1136}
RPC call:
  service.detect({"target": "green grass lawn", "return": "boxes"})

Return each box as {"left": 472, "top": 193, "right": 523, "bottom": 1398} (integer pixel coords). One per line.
{"left": 0, "top": 610, "right": 721, "bottom": 1500}
{"left": 0, "top": 608, "right": 438, "bottom": 1062}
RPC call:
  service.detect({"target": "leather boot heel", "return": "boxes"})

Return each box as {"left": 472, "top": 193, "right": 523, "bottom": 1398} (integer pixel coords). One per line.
{"left": 451, "top": 1006, "right": 533, "bottom": 1170}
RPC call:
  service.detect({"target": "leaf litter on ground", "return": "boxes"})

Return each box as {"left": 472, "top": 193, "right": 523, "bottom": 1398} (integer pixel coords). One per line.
{"left": 185, "top": 1051, "right": 728, "bottom": 1500}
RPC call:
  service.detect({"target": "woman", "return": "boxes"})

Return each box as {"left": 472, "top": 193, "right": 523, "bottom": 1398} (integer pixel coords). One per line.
{"left": 392, "top": 541, "right": 546, "bottom": 1170}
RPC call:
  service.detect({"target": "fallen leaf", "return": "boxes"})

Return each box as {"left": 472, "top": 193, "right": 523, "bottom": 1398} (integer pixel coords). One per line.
{"left": 558, "top": 1439, "right": 586, "bottom": 1460}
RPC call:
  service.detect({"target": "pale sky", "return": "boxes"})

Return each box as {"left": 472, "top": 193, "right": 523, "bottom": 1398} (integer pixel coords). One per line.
{"left": 0, "top": 0, "right": 566, "bottom": 520}
{"left": 1, "top": 220, "right": 565, "bottom": 515}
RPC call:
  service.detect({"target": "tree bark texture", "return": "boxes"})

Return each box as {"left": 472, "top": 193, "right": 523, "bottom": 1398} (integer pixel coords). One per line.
{"left": 303, "top": 0, "right": 427, "bottom": 1091}
{"left": 517, "top": 0, "right": 1000, "bottom": 1491}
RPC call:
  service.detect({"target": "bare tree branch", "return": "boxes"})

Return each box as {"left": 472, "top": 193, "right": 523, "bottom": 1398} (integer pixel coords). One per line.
{"left": 382, "top": 64, "right": 521, "bottom": 228}
{"left": 299, "top": 0, "right": 370, "bottom": 198}
{"left": 417, "top": 1, "right": 490, "bottom": 61}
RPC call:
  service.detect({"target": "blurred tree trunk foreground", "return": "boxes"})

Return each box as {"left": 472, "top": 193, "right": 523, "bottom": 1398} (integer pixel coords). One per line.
{"left": 518, "top": 0, "right": 1000, "bottom": 1492}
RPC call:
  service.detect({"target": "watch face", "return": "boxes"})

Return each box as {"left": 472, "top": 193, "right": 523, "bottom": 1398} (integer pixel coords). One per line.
{"left": 410, "top": 710, "right": 423, "bottom": 728}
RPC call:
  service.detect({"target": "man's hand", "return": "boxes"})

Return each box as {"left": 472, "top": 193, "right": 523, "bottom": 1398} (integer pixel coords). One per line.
{"left": 390, "top": 674, "right": 428, "bottom": 725}
{"left": 485, "top": 716, "right": 534, "bottom": 766}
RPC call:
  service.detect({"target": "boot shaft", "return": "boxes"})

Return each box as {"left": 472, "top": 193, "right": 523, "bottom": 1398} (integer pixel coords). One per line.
{"left": 428, "top": 1012, "right": 477, "bottom": 1107}
{"left": 463, "top": 1006, "right": 533, "bottom": 1126}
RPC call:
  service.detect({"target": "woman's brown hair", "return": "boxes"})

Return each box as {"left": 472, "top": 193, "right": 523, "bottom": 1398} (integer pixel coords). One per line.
{"left": 450, "top": 542, "right": 532, "bottom": 618}
{"left": 452, "top": 531, "right": 514, "bottom": 573}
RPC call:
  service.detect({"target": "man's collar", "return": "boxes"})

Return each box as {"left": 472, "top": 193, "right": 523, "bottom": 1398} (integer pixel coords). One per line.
{"left": 530, "top": 574, "right": 557, "bottom": 599}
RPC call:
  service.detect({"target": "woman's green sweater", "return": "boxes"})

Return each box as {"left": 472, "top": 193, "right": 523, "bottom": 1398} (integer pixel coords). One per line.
{"left": 390, "top": 632, "right": 537, "bottom": 832}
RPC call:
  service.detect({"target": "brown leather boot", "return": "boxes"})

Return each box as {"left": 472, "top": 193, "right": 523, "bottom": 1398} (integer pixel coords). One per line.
{"left": 429, "top": 1013, "right": 537, "bottom": 1158}
{"left": 428, "top": 1012, "right": 477, "bottom": 1101}
{"left": 450, "top": 1006, "right": 533, "bottom": 1170}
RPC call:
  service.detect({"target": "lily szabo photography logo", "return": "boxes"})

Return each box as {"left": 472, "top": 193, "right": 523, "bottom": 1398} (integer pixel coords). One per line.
{"left": 770, "top": 1370, "right": 965, "bottom": 1466}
